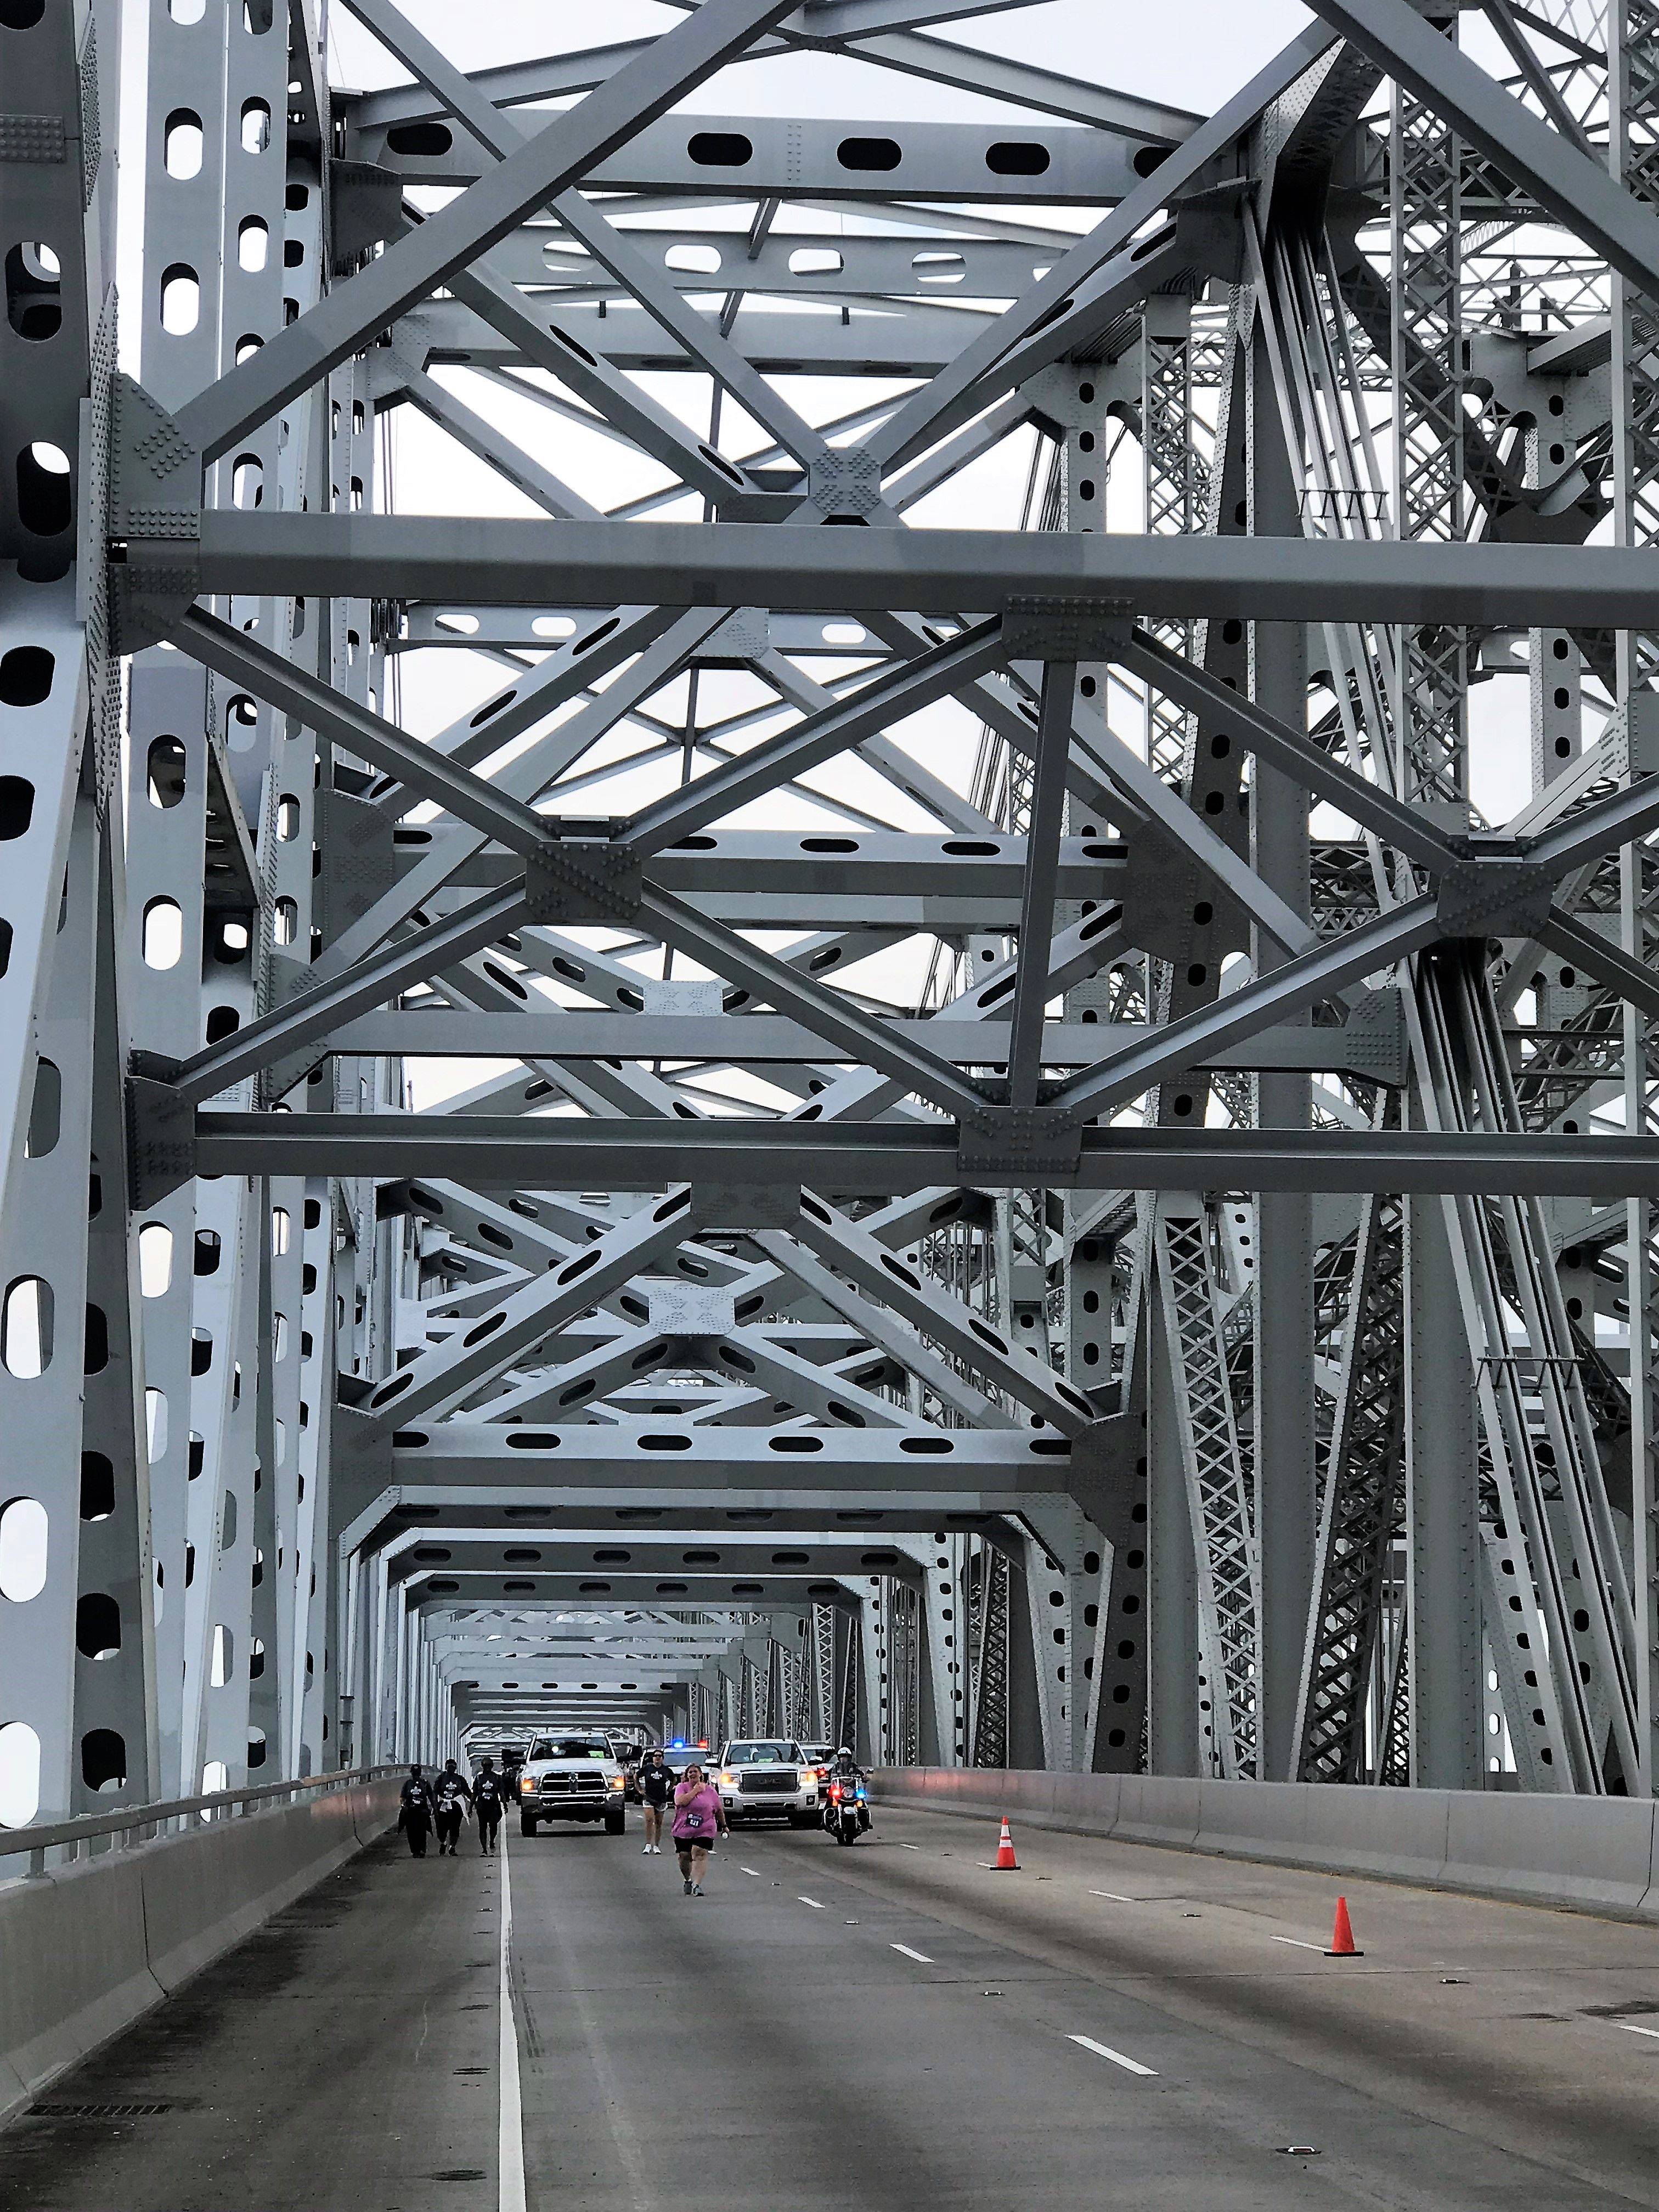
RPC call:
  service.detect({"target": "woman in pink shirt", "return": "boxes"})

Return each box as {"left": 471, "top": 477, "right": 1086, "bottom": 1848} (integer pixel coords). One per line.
{"left": 670, "top": 1761, "right": 726, "bottom": 1895}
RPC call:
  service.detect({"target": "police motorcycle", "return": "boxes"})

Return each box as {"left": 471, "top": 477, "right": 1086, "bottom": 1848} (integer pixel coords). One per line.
{"left": 822, "top": 1751, "right": 871, "bottom": 1844}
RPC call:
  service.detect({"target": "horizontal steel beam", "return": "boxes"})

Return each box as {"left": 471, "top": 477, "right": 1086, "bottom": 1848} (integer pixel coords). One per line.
{"left": 340, "top": 1488, "right": 1010, "bottom": 1554}
{"left": 385, "top": 1539, "right": 928, "bottom": 1580}
{"left": 396, "top": 296, "right": 989, "bottom": 376}
{"left": 326, "top": 1010, "right": 1400, "bottom": 1078}
{"left": 408, "top": 1573, "right": 887, "bottom": 1604}
{"left": 185, "top": 513, "right": 1659, "bottom": 626}
{"left": 198, "top": 1113, "right": 1658, "bottom": 1198}
{"left": 351, "top": 108, "right": 1152, "bottom": 201}
{"left": 380, "top": 1424, "right": 1071, "bottom": 1474}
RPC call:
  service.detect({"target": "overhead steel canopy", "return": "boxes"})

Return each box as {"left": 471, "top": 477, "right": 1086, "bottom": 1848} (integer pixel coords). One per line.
{"left": 2, "top": 0, "right": 1656, "bottom": 1844}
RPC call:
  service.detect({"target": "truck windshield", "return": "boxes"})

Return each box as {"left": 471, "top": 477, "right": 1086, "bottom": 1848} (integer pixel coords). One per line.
{"left": 529, "top": 1739, "right": 612, "bottom": 1759}
{"left": 723, "top": 1741, "right": 799, "bottom": 1764}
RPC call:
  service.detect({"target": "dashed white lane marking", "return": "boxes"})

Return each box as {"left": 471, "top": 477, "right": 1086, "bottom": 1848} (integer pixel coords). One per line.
{"left": 898, "top": 1842, "right": 923, "bottom": 1851}
{"left": 1618, "top": 2023, "right": 1659, "bottom": 2040}
{"left": 891, "top": 1942, "right": 934, "bottom": 1963}
{"left": 1090, "top": 1889, "right": 1137, "bottom": 1903}
{"left": 1270, "top": 1936, "right": 1328, "bottom": 1953}
{"left": 498, "top": 1833, "right": 527, "bottom": 2212}
{"left": 799, "top": 1894, "right": 825, "bottom": 1909}
{"left": 1069, "top": 2034, "right": 1156, "bottom": 2077}
{"left": 740, "top": 1866, "right": 763, "bottom": 1877}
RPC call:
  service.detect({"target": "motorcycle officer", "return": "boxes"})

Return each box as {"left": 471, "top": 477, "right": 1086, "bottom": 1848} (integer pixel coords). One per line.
{"left": 399, "top": 1764, "right": 436, "bottom": 1858}
{"left": 826, "top": 1746, "right": 871, "bottom": 1832}
{"left": 432, "top": 1758, "right": 472, "bottom": 1855}
{"left": 472, "top": 1758, "right": 506, "bottom": 1855}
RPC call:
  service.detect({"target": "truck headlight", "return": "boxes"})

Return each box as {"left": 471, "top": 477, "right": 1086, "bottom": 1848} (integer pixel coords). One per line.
{"left": 608, "top": 1775, "right": 624, "bottom": 1790}
{"left": 518, "top": 1777, "right": 534, "bottom": 1793}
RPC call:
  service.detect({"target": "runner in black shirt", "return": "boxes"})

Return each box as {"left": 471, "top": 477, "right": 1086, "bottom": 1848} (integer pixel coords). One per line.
{"left": 636, "top": 1746, "right": 673, "bottom": 1855}
{"left": 472, "top": 1759, "right": 506, "bottom": 1855}
{"left": 399, "top": 1766, "right": 435, "bottom": 1858}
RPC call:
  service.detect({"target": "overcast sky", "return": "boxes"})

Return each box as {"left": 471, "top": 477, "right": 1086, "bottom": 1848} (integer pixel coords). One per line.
{"left": 322, "top": 4, "right": 1315, "bottom": 115}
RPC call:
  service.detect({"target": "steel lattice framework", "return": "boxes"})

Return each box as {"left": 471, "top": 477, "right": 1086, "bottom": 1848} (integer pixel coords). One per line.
{"left": 7, "top": 0, "right": 1659, "bottom": 1843}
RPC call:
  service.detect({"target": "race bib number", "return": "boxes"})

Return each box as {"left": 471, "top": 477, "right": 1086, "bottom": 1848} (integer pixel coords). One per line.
{"left": 682, "top": 1810, "right": 705, "bottom": 1830}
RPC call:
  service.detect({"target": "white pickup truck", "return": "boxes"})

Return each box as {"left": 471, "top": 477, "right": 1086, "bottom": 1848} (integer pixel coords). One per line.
{"left": 517, "top": 1733, "right": 629, "bottom": 1837}
{"left": 713, "top": 1739, "right": 821, "bottom": 1826}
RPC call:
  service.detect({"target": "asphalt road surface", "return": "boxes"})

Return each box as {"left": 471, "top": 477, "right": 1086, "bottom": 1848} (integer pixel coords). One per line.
{"left": 3, "top": 1800, "right": 1658, "bottom": 2209}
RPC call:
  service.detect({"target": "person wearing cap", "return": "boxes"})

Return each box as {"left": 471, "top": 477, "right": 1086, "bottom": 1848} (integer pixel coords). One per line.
{"left": 637, "top": 1745, "right": 673, "bottom": 1855}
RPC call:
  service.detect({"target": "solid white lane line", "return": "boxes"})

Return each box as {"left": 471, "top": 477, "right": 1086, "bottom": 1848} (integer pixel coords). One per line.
{"left": 498, "top": 1834, "right": 527, "bottom": 2212}
{"left": 798, "top": 1894, "right": 825, "bottom": 1908}
{"left": 891, "top": 1942, "right": 934, "bottom": 1963}
{"left": 1069, "top": 2034, "right": 1156, "bottom": 2077}
{"left": 1618, "top": 2023, "right": 1659, "bottom": 2040}
{"left": 1090, "top": 1890, "right": 1138, "bottom": 1903}
{"left": 1270, "top": 1936, "right": 1327, "bottom": 1953}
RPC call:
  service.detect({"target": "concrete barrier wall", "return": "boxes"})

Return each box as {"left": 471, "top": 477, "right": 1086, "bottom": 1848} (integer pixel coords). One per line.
{"left": 0, "top": 1779, "right": 400, "bottom": 2127}
{"left": 870, "top": 1768, "right": 1659, "bottom": 1923}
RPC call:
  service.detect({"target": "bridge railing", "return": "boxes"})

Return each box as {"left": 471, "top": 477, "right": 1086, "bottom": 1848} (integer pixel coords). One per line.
{"left": 1, "top": 1766, "right": 403, "bottom": 1880}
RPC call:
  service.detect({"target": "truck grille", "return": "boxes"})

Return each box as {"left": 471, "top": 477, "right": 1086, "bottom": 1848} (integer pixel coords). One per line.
{"left": 538, "top": 1769, "right": 603, "bottom": 1794}
{"left": 740, "top": 1771, "right": 798, "bottom": 1795}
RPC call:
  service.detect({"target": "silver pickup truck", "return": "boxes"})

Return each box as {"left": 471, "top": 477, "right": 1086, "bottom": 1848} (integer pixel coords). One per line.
{"left": 516, "top": 1733, "right": 629, "bottom": 1837}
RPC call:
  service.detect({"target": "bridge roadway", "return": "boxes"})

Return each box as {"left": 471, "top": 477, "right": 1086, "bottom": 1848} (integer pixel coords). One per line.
{"left": 2, "top": 1803, "right": 1657, "bottom": 2209}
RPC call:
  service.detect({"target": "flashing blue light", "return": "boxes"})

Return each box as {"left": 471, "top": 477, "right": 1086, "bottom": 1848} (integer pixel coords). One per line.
{"left": 668, "top": 1739, "right": 687, "bottom": 1748}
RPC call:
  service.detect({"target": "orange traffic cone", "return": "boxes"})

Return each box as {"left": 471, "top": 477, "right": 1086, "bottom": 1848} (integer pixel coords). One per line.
{"left": 1324, "top": 1896, "right": 1363, "bottom": 1957}
{"left": 992, "top": 1814, "right": 1019, "bottom": 1871}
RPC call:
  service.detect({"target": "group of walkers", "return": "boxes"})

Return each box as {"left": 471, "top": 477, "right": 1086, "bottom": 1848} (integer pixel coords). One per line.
{"left": 636, "top": 1746, "right": 726, "bottom": 1895}
{"left": 396, "top": 1746, "right": 729, "bottom": 1895}
{"left": 398, "top": 1757, "right": 508, "bottom": 1857}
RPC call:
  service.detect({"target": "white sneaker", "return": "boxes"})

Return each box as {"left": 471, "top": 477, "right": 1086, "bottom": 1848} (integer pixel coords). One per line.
{"left": 643, "top": 1844, "right": 652, "bottom": 1853}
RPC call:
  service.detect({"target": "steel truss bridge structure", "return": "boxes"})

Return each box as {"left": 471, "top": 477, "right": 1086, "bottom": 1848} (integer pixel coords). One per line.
{"left": 6, "top": 0, "right": 1659, "bottom": 1837}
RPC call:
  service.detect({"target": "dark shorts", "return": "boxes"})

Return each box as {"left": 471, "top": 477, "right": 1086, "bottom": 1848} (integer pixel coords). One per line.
{"left": 673, "top": 1830, "right": 717, "bottom": 1851}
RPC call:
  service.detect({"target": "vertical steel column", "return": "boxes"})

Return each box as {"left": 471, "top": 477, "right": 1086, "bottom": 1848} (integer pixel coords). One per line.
{"left": 0, "top": 0, "right": 121, "bottom": 1826}
{"left": 915, "top": 1532, "right": 967, "bottom": 1765}
{"left": 1141, "top": 296, "right": 1209, "bottom": 786}
{"left": 1404, "top": 1179, "right": 1483, "bottom": 1786}
{"left": 1152, "top": 1199, "right": 1260, "bottom": 1775}
{"left": 1146, "top": 1235, "right": 1199, "bottom": 1776}
{"left": 967, "top": 1538, "right": 1008, "bottom": 1767}
{"left": 76, "top": 830, "right": 161, "bottom": 1808}
{"left": 812, "top": 1600, "right": 836, "bottom": 1742}
{"left": 1611, "top": 0, "right": 1659, "bottom": 1797}
{"left": 1018, "top": 1500, "right": 1107, "bottom": 1771}
{"left": 126, "top": 0, "right": 233, "bottom": 1797}
{"left": 1248, "top": 307, "right": 1316, "bottom": 1780}
{"left": 1390, "top": 11, "right": 1468, "bottom": 820}
{"left": 859, "top": 1585, "right": 887, "bottom": 1764}
{"left": 0, "top": 783, "right": 99, "bottom": 1820}
{"left": 1293, "top": 1179, "right": 1409, "bottom": 1782}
